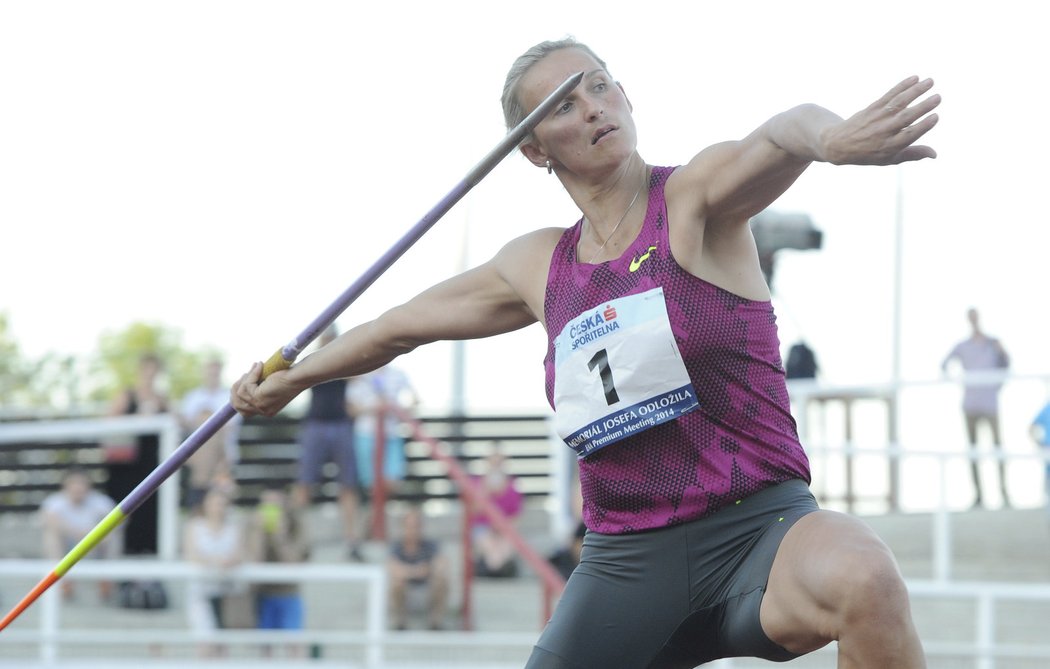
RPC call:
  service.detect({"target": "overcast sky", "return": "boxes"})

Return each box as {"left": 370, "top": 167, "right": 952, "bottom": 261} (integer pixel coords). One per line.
{"left": 2, "top": 1, "right": 1046, "bottom": 419}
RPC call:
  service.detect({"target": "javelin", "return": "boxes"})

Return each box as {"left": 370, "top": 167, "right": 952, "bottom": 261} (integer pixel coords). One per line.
{"left": 0, "top": 70, "right": 584, "bottom": 633}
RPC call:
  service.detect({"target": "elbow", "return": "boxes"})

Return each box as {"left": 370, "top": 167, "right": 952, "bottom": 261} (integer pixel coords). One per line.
{"left": 371, "top": 308, "right": 429, "bottom": 358}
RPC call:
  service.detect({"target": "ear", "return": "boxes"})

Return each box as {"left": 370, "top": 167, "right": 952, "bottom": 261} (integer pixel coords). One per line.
{"left": 519, "top": 141, "right": 550, "bottom": 170}
{"left": 617, "top": 81, "right": 633, "bottom": 113}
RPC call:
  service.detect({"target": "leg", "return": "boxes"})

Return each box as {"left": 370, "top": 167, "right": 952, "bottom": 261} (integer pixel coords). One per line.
{"left": 476, "top": 528, "right": 515, "bottom": 573}
{"left": 964, "top": 413, "right": 982, "bottom": 506}
{"left": 427, "top": 556, "right": 449, "bottom": 628}
{"left": 389, "top": 571, "right": 409, "bottom": 630}
{"left": 333, "top": 420, "right": 363, "bottom": 550}
{"left": 291, "top": 482, "right": 312, "bottom": 509}
{"left": 760, "top": 510, "right": 925, "bottom": 669}
{"left": 338, "top": 486, "right": 361, "bottom": 549}
{"left": 526, "top": 529, "right": 688, "bottom": 668}
{"left": 986, "top": 414, "right": 1010, "bottom": 506}
{"left": 294, "top": 421, "right": 324, "bottom": 508}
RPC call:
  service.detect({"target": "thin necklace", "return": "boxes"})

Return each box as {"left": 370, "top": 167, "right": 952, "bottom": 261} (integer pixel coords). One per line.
{"left": 585, "top": 170, "right": 646, "bottom": 264}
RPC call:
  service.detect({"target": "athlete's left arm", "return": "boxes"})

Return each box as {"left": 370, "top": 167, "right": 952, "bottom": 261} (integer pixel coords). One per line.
{"left": 673, "top": 76, "right": 940, "bottom": 228}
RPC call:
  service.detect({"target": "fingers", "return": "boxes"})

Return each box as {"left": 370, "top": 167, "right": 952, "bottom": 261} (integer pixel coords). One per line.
{"left": 871, "top": 75, "right": 921, "bottom": 112}
{"left": 883, "top": 77, "right": 935, "bottom": 115}
{"left": 880, "top": 77, "right": 940, "bottom": 164}
{"left": 231, "top": 362, "right": 264, "bottom": 417}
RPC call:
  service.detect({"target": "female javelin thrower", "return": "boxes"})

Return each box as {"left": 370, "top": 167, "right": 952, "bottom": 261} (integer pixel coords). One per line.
{"left": 234, "top": 37, "right": 938, "bottom": 668}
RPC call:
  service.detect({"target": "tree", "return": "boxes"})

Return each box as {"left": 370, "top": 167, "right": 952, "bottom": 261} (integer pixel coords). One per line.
{"left": 0, "top": 312, "right": 32, "bottom": 408}
{"left": 89, "top": 321, "right": 220, "bottom": 403}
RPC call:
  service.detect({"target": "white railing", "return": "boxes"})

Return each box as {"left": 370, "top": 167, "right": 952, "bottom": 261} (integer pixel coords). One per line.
{"left": 3, "top": 373, "right": 1050, "bottom": 667}
{"left": 0, "top": 559, "right": 387, "bottom": 667}
{"left": 0, "top": 414, "right": 182, "bottom": 560}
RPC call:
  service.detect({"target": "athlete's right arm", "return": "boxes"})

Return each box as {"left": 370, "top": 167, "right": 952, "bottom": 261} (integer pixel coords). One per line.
{"left": 232, "top": 228, "right": 562, "bottom": 417}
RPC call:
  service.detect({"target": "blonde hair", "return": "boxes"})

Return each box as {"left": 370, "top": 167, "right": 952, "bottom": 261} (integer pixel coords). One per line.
{"left": 501, "top": 37, "right": 610, "bottom": 137}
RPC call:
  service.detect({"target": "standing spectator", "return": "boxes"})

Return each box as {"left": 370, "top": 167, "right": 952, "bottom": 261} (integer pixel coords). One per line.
{"left": 387, "top": 506, "right": 448, "bottom": 631}
{"left": 41, "top": 467, "right": 120, "bottom": 600}
{"left": 1031, "top": 397, "right": 1050, "bottom": 525}
{"left": 105, "top": 352, "right": 168, "bottom": 555}
{"left": 293, "top": 325, "right": 363, "bottom": 560}
{"left": 470, "top": 448, "right": 524, "bottom": 578}
{"left": 349, "top": 364, "right": 419, "bottom": 494}
{"left": 246, "top": 484, "right": 309, "bottom": 657}
{"left": 180, "top": 357, "right": 242, "bottom": 510}
{"left": 942, "top": 308, "right": 1012, "bottom": 507}
{"left": 183, "top": 486, "right": 245, "bottom": 657}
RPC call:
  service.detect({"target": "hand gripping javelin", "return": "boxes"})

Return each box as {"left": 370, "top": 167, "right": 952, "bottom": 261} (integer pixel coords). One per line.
{"left": 0, "top": 71, "right": 584, "bottom": 632}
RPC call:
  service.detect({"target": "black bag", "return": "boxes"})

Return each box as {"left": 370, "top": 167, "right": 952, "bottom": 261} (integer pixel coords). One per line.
{"left": 117, "top": 580, "right": 169, "bottom": 610}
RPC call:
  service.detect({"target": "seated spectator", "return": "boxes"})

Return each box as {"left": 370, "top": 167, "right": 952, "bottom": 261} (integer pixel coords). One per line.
{"left": 387, "top": 506, "right": 448, "bottom": 631}
{"left": 469, "top": 448, "right": 524, "bottom": 578}
{"left": 183, "top": 486, "right": 244, "bottom": 657}
{"left": 246, "top": 485, "right": 309, "bottom": 658}
{"left": 41, "top": 467, "right": 120, "bottom": 600}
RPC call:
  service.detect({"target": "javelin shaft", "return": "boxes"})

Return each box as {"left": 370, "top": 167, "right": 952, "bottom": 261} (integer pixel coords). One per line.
{"left": 264, "top": 70, "right": 583, "bottom": 373}
{"left": 0, "top": 71, "right": 583, "bottom": 633}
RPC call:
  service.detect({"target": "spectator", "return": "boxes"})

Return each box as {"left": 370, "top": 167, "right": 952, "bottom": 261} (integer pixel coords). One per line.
{"left": 104, "top": 352, "right": 168, "bottom": 555}
{"left": 293, "top": 325, "right": 364, "bottom": 560}
{"left": 41, "top": 467, "right": 120, "bottom": 600}
{"left": 180, "top": 357, "right": 242, "bottom": 510}
{"left": 470, "top": 448, "right": 524, "bottom": 578}
{"left": 1031, "top": 398, "right": 1050, "bottom": 526}
{"left": 183, "top": 486, "right": 245, "bottom": 657}
{"left": 785, "top": 340, "right": 819, "bottom": 380}
{"left": 942, "top": 308, "right": 1012, "bottom": 508}
{"left": 387, "top": 505, "right": 448, "bottom": 631}
{"left": 246, "top": 484, "right": 309, "bottom": 658}
{"left": 349, "top": 364, "right": 419, "bottom": 494}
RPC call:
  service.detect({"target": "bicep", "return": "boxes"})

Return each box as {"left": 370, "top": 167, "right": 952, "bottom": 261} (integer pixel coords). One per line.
{"left": 675, "top": 131, "right": 810, "bottom": 226}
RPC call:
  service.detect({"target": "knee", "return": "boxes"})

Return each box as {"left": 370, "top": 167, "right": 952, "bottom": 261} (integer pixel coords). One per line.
{"left": 831, "top": 542, "right": 912, "bottom": 630}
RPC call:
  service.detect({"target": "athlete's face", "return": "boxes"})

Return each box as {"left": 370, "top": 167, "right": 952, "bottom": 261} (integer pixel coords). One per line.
{"left": 518, "top": 48, "right": 637, "bottom": 178}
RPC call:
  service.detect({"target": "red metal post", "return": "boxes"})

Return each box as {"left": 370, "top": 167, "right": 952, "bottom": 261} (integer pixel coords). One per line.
{"left": 461, "top": 497, "right": 474, "bottom": 631}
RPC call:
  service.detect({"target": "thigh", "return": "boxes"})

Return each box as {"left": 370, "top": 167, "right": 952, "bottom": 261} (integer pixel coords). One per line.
{"left": 527, "top": 532, "right": 689, "bottom": 669}
{"left": 964, "top": 413, "right": 980, "bottom": 444}
{"left": 986, "top": 414, "right": 1002, "bottom": 444}
{"left": 297, "top": 423, "right": 326, "bottom": 483}
{"left": 759, "top": 510, "right": 900, "bottom": 654}
{"left": 330, "top": 421, "right": 359, "bottom": 487}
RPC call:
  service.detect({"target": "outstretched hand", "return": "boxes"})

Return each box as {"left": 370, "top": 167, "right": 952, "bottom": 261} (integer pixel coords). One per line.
{"left": 822, "top": 76, "right": 941, "bottom": 166}
{"left": 231, "top": 362, "right": 299, "bottom": 418}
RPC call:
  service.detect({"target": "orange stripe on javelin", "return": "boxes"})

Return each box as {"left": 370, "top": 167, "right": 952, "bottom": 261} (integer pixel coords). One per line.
{"left": 0, "top": 571, "right": 60, "bottom": 632}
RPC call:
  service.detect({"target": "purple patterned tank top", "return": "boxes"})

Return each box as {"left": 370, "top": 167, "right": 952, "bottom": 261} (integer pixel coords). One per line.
{"left": 543, "top": 166, "right": 811, "bottom": 534}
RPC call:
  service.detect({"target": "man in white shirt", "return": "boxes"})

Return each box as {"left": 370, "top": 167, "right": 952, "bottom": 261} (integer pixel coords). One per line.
{"left": 41, "top": 467, "right": 120, "bottom": 599}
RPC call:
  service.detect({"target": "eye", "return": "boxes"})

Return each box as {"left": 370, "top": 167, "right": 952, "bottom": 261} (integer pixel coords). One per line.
{"left": 593, "top": 81, "right": 607, "bottom": 92}
{"left": 555, "top": 100, "right": 574, "bottom": 115}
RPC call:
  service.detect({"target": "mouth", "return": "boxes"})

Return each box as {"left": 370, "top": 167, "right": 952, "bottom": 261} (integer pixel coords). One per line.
{"left": 592, "top": 125, "right": 617, "bottom": 145}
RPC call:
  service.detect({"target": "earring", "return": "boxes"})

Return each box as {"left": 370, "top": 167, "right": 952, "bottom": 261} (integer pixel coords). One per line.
{"left": 546, "top": 160, "right": 552, "bottom": 175}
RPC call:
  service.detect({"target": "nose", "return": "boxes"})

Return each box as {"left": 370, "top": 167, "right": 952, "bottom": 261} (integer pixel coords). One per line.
{"left": 582, "top": 95, "right": 603, "bottom": 122}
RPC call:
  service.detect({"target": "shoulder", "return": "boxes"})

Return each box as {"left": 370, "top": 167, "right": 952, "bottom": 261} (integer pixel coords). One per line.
{"left": 89, "top": 491, "right": 115, "bottom": 509}
{"left": 496, "top": 227, "right": 568, "bottom": 263}
{"left": 41, "top": 493, "right": 64, "bottom": 512}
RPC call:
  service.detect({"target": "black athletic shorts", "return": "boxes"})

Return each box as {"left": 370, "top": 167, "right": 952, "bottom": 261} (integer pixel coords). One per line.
{"left": 526, "top": 479, "right": 818, "bottom": 668}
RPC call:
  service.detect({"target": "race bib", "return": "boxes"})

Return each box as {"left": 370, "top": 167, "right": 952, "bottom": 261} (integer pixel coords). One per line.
{"left": 552, "top": 287, "right": 699, "bottom": 458}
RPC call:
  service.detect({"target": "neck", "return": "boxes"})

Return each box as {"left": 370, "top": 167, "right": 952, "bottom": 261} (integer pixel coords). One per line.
{"left": 573, "top": 157, "right": 648, "bottom": 262}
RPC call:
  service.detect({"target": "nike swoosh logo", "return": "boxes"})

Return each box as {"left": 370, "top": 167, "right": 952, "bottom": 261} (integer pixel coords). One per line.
{"left": 629, "top": 245, "right": 658, "bottom": 272}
